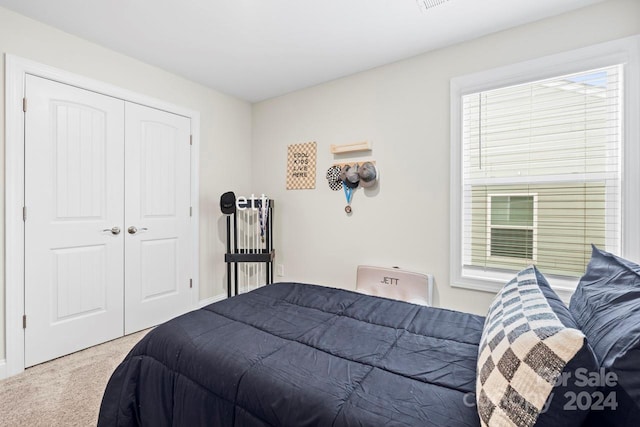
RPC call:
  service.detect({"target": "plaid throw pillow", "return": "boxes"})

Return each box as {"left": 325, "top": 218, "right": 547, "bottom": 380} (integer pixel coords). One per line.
{"left": 476, "top": 266, "right": 585, "bottom": 427}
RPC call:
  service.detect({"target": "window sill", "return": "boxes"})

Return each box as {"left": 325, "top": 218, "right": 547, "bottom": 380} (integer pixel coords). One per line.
{"left": 451, "top": 269, "right": 579, "bottom": 305}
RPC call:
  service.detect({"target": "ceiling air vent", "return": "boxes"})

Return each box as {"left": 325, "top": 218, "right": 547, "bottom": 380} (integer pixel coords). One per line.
{"left": 416, "top": 0, "right": 450, "bottom": 13}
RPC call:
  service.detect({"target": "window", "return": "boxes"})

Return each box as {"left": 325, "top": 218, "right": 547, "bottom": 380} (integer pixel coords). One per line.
{"left": 487, "top": 194, "right": 536, "bottom": 261}
{"left": 465, "top": 66, "right": 620, "bottom": 278}
{"left": 450, "top": 37, "right": 640, "bottom": 298}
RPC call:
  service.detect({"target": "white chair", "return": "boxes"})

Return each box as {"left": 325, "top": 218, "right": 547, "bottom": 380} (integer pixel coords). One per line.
{"left": 356, "top": 265, "right": 433, "bottom": 306}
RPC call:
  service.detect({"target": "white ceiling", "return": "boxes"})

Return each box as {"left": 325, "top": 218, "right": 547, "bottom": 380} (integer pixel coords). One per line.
{"left": 0, "top": 0, "right": 604, "bottom": 102}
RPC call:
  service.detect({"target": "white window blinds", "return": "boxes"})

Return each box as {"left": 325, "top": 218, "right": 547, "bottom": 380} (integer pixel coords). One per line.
{"left": 461, "top": 65, "right": 622, "bottom": 278}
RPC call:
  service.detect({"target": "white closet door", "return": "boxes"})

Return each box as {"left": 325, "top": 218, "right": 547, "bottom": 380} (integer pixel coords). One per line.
{"left": 24, "top": 75, "right": 125, "bottom": 367}
{"left": 123, "top": 102, "right": 192, "bottom": 334}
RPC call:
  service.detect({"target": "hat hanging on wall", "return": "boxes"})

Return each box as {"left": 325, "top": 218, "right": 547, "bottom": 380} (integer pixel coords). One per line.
{"left": 358, "top": 162, "right": 378, "bottom": 188}
{"left": 220, "top": 191, "right": 236, "bottom": 214}
{"left": 340, "top": 164, "right": 360, "bottom": 189}
{"left": 326, "top": 165, "right": 343, "bottom": 191}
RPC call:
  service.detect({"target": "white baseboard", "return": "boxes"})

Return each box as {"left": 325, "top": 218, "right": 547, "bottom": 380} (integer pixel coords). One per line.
{"left": 198, "top": 293, "right": 227, "bottom": 308}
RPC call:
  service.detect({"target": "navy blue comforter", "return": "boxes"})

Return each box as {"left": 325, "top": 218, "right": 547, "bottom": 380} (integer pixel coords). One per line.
{"left": 98, "top": 282, "right": 483, "bottom": 426}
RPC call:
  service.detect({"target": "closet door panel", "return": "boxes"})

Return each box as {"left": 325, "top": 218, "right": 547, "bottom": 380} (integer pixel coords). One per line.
{"left": 124, "top": 102, "right": 192, "bottom": 334}
{"left": 24, "top": 75, "right": 125, "bottom": 367}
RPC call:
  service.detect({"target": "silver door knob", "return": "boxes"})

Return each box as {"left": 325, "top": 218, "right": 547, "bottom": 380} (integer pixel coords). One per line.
{"left": 102, "top": 226, "right": 121, "bottom": 235}
{"left": 128, "top": 226, "right": 148, "bottom": 234}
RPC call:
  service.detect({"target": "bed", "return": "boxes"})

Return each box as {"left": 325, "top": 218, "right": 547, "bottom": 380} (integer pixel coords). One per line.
{"left": 100, "top": 248, "right": 640, "bottom": 427}
{"left": 98, "top": 282, "right": 484, "bottom": 426}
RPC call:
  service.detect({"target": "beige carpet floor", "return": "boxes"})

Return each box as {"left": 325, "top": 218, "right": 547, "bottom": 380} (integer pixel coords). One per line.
{"left": 0, "top": 330, "right": 148, "bottom": 427}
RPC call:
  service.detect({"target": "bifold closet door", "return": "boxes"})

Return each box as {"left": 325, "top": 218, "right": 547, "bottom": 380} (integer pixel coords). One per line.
{"left": 123, "top": 102, "right": 192, "bottom": 334}
{"left": 24, "top": 75, "right": 125, "bottom": 367}
{"left": 24, "top": 76, "right": 193, "bottom": 366}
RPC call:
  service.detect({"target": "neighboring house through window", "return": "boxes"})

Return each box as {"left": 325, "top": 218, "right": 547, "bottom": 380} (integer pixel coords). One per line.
{"left": 450, "top": 37, "right": 640, "bottom": 300}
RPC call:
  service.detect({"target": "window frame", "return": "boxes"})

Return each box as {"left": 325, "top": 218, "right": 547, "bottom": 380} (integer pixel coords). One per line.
{"left": 450, "top": 36, "right": 640, "bottom": 302}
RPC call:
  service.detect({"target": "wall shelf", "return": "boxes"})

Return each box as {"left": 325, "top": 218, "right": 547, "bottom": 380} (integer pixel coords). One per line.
{"left": 330, "top": 141, "right": 371, "bottom": 154}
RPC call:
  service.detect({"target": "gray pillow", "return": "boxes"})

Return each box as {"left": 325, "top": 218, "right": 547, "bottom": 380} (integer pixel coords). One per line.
{"left": 570, "top": 245, "right": 640, "bottom": 427}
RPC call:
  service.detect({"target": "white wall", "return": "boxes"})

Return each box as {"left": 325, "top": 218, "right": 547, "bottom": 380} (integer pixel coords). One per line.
{"left": 0, "top": 7, "right": 253, "bottom": 361}
{"left": 251, "top": 0, "right": 640, "bottom": 315}
{"left": 2, "top": 0, "right": 638, "bottom": 367}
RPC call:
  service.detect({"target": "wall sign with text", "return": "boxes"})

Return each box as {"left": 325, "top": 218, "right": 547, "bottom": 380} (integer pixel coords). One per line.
{"left": 286, "top": 141, "right": 317, "bottom": 190}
